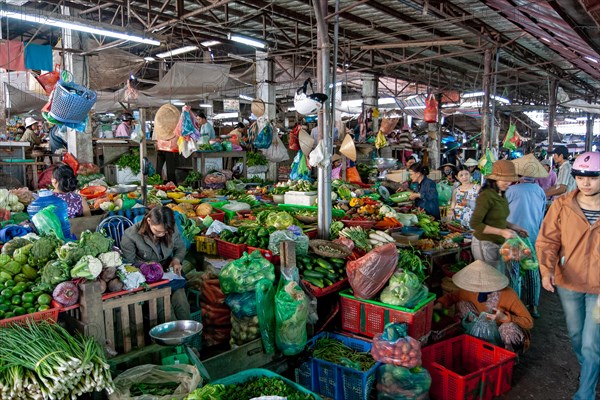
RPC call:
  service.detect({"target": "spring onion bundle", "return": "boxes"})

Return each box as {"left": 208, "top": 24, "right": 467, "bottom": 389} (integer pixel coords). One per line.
{"left": 0, "top": 320, "right": 114, "bottom": 399}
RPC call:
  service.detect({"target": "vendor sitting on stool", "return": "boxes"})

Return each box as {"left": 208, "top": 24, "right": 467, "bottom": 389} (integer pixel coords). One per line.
{"left": 435, "top": 260, "right": 533, "bottom": 352}
{"left": 121, "top": 207, "right": 191, "bottom": 320}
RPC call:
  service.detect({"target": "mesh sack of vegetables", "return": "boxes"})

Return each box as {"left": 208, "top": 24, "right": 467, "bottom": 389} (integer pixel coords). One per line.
{"left": 230, "top": 314, "right": 260, "bottom": 347}
{"left": 109, "top": 364, "right": 200, "bottom": 400}
{"left": 275, "top": 274, "right": 309, "bottom": 356}
{"left": 372, "top": 323, "right": 423, "bottom": 368}
{"left": 225, "top": 291, "right": 257, "bottom": 318}
{"left": 256, "top": 278, "right": 277, "bottom": 354}
{"left": 376, "top": 364, "right": 431, "bottom": 400}
{"left": 462, "top": 311, "right": 504, "bottom": 347}
{"left": 218, "top": 250, "right": 275, "bottom": 294}
{"left": 201, "top": 302, "right": 232, "bottom": 326}
{"left": 380, "top": 270, "right": 429, "bottom": 308}
{"left": 346, "top": 243, "right": 398, "bottom": 300}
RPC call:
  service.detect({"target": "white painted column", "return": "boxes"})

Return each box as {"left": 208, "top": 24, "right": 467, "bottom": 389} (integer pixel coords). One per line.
{"left": 361, "top": 73, "right": 378, "bottom": 132}
{"left": 255, "top": 50, "right": 277, "bottom": 181}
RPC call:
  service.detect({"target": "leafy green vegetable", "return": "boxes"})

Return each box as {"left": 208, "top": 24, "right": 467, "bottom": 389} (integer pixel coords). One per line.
{"left": 29, "top": 235, "right": 62, "bottom": 267}
{"left": 13, "top": 244, "right": 33, "bottom": 264}
{"left": 247, "top": 151, "right": 268, "bottom": 167}
{"left": 265, "top": 211, "right": 295, "bottom": 230}
{"left": 115, "top": 149, "right": 141, "bottom": 175}
{"left": 330, "top": 221, "right": 344, "bottom": 239}
{"left": 146, "top": 174, "right": 162, "bottom": 185}
{"left": 57, "top": 231, "right": 113, "bottom": 266}
{"left": 40, "top": 259, "right": 70, "bottom": 286}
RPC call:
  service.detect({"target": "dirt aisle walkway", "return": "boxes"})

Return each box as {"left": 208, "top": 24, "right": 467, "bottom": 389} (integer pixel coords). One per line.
{"left": 498, "top": 289, "right": 590, "bottom": 400}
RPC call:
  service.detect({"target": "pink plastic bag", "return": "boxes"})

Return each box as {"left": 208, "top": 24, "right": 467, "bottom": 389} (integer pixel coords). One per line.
{"left": 346, "top": 243, "right": 398, "bottom": 299}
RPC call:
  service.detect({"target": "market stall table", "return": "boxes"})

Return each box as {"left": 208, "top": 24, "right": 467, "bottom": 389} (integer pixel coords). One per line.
{"left": 93, "top": 138, "right": 157, "bottom": 169}
{"left": 191, "top": 150, "right": 247, "bottom": 179}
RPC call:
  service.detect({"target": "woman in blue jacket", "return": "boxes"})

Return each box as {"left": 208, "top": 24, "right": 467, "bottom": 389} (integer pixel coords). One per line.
{"left": 408, "top": 163, "right": 441, "bottom": 219}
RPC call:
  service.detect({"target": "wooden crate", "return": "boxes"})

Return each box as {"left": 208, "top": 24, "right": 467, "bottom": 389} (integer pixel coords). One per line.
{"left": 65, "top": 282, "right": 172, "bottom": 355}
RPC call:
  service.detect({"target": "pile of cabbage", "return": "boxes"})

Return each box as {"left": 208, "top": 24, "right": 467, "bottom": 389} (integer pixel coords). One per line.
{"left": 0, "top": 189, "right": 26, "bottom": 212}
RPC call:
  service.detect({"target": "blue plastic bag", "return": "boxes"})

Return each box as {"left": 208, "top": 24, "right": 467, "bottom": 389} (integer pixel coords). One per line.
{"left": 254, "top": 124, "right": 272, "bottom": 149}
{"left": 225, "top": 291, "right": 257, "bottom": 318}
{"left": 290, "top": 152, "right": 311, "bottom": 181}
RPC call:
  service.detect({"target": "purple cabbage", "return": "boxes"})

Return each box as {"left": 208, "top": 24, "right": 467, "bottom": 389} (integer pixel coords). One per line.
{"left": 139, "top": 262, "right": 164, "bottom": 283}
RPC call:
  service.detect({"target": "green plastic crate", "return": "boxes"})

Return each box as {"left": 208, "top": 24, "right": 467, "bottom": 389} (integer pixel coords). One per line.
{"left": 214, "top": 368, "right": 322, "bottom": 399}
{"left": 189, "top": 310, "right": 202, "bottom": 352}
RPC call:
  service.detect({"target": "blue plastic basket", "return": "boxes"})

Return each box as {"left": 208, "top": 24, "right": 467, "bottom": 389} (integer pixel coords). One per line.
{"left": 214, "top": 368, "right": 322, "bottom": 399}
{"left": 49, "top": 80, "right": 97, "bottom": 124}
{"left": 295, "top": 332, "right": 379, "bottom": 400}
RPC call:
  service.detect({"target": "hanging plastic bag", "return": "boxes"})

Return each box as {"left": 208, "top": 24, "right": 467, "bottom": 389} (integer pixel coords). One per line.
{"left": 437, "top": 182, "right": 453, "bottom": 206}
{"left": 376, "top": 364, "right": 431, "bottom": 400}
{"left": 308, "top": 140, "right": 326, "bottom": 167}
{"left": 502, "top": 124, "right": 517, "bottom": 150}
{"left": 32, "top": 205, "right": 66, "bottom": 241}
{"left": 178, "top": 137, "right": 197, "bottom": 158}
{"left": 263, "top": 132, "right": 289, "bottom": 162}
{"left": 347, "top": 243, "right": 398, "bottom": 300}
{"left": 63, "top": 152, "right": 79, "bottom": 175}
{"left": 109, "top": 364, "right": 201, "bottom": 400}
{"left": 423, "top": 94, "right": 438, "bottom": 123}
{"left": 372, "top": 323, "right": 422, "bottom": 368}
{"left": 225, "top": 291, "right": 257, "bottom": 318}
{"left": 180, "top": 107, "right": 200, "bottom": 139}
{"left": 254, "top": 123, "right": 273, "bottom": 149}
{"left": 256, "top": 279, "right": 277, "bottom": 353}
{"left": 289, "top": 124, "right": 301, "bottom": 150}
{"left": 375, "top": 130, "right": 388, "bottom": 149}
{"left": 462, "top": 311, "right": 504, "bottom": 347}
{"left": 290, "top": 152, "right": 311, "bottom": 181}
{"left": 480, "top": 148, "right": 495, "bottom": 176}
{"left": 275, "top": 271, "right": 309, "bottom": 355}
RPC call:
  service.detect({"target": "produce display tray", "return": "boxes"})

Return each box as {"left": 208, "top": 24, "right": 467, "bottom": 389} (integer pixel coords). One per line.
{"left": 302, "top": 277, "right": 349, "bottom": 298}
{"left": 422, "top": 334, "right": 517, "bottom": 400}
{"left": 339, "top": 289, "right": 435, "bottom": 339}
{"left": 0, "top": 307, "right": 59, "bottom": 327}
{"left": 295, "top": 332, "right": 378, "bottom": 400}
{"left": 215, "top": 368, "right": 322, "bottom": 399}
{"left": 215, "top": 238, "right": 247, "bottom": 259}
{"left": 277, "top": 204, "right": 346, "bottom": 219}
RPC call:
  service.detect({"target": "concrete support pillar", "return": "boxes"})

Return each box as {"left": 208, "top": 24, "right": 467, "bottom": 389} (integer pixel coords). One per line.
{"left": 255, "top": 51, "right": 276, "bottom": 120}
{"left": 255, "top": 50, "right": 277, "bottom": 181}
{"left": 362, "top": 73, "right": 378, "bottom": 132}
{"left": 61, "top": 6, "right": 92, "bottom": 163}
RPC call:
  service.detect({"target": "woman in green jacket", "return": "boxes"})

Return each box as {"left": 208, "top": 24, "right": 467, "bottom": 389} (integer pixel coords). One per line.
{"left": 470, "top": 160, "right": 527, "bottom": 272}
{"left": 121, "top": 207, "right": 191, "bottom": 320}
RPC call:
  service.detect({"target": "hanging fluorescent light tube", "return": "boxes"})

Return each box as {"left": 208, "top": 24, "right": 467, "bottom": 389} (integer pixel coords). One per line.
{"left": 378, "top": 97, "right": 397, "bottom": 105}
{"left": 144, "top": 56, "right": 156, "bottom": 62}
{"left": 199, "top": 104, "right": 213, "bottom": 108}
{"left": 239, "top": 94, "right": 253, "bottom": 101}
{"left": 462, "top": 91, "right": 485, "bottom": 99}
{"left": 404, "top": 94, "right": 420, "bottom": 101}
{"left": 404, "top": 105, "right": 426, "bottom": 110}
{"left": 0, "top": 9, "right": 160, "bottom": 45}
{"left": 491, "top": 95, "right": 511, "bottom": 104}
{"left": 228, "top": 33, "right": 267, "bottom": 49}
{"left": 201, "top": 40, "right": 221, "bottom": 47}
{"left": 156, "top": 45, "right": 199, "bottom": 58}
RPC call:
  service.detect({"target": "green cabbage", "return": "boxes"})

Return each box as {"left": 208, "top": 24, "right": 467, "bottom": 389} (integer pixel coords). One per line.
{"left": 265, "top": 212, "right": 295, "bottom": 230}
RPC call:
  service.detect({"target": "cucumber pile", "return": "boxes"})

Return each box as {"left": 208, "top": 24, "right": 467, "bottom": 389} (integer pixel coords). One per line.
{"left": 296, "top": 254, "right": 346, "bottom": 289}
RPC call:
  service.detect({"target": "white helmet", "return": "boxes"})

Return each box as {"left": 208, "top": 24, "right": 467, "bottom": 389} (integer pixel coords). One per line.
{"left": 294, "top": 79, "right": 328, "bottom": 116}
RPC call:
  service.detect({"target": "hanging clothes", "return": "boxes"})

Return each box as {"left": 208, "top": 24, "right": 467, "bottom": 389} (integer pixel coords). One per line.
{"left": 0, "top": 40, "right": 26, "bottom": 71}
{"left": 24, "top": 43, "right": 53, "bottom": 71}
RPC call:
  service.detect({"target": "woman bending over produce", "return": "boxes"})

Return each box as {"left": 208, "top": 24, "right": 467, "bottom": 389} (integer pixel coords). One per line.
{"left": 52, "top": 164, "right": 91, "bottom": 218}
{"left": 121, "top": 207, "right": 190, "bottom": 320}
{"left": 436, "top": 260, "right": 533, "bottom": 351}
{"left": 407, "top": 162, "right": 440, "bottom": 220}
{"left": 470, "top": 160, "right": 527, "bottom": 270}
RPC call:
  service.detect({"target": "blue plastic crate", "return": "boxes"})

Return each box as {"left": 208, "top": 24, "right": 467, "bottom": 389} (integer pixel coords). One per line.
{"left": 295, "top": 332, "right": 379, "bottom": 400}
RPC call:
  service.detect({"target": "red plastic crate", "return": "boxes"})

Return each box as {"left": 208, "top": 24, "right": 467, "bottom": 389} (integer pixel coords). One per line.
{"left": 210, "top": 211, "right": 225, "bottom": 222}
{"left": 303, "top": 277, "right": 349, "bottom": 298}
{"left": 0, "top": 307, "right": 59, "bottom": 327}
{"left": 339, "top": 289, "right": 435, "bottom": 339}
{"left": 215, "top": 238, "right": 247, "bottom": 259}
{"left": 422, "top": 335, "right": 517, "bottom": 400}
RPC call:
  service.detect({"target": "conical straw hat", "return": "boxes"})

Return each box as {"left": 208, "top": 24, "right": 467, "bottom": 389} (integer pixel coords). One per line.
{"left": 452, "top": 260, "right": 509, "bottom": 292}
{"left": 511, "top": 154, "right": 549, "bottom": 178}
{"left": 464, "top": 158, "right": 478, "bottom": 167}
{"left": 340, "top": 134, "right": 357, "bottom": 161}
{"left": 154, "top": 104, "right": 180, "bottom": 140}
{"left": 251, "top": 99, "right": 266, "bottom": 117}
{"left": 299, "top": 128, "right": 314, "bottom": 155}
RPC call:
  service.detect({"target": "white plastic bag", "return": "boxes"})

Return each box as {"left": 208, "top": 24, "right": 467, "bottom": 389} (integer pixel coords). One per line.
{"left": 262, "top": 133, "right": 289, "bottom": 163}
{"left": 308, "top": 140, "right": 326, "bottom": 168}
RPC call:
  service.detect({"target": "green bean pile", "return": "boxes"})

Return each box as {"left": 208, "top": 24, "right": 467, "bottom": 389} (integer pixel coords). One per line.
{"left": 311, "top": 337, "right": 376, "bottom": 371}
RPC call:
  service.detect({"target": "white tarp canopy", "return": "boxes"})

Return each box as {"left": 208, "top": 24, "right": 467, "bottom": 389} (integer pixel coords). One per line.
{"left": 558, "top": 87, "right": 600, "bottom": 114}
{"left": 93, "top": 88, "right": 169, "bottom": 113}
{"left": 4, "top": 83, "right": 47, "bottom": 115}
{"left": 142, "top": 62, "right": 230, "bottom": 100}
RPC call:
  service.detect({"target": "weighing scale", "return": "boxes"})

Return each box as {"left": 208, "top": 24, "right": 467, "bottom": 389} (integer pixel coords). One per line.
{"left": 149, "top": 320, "right": 211, "bottom": 381}
{"left": 373, "top": 157, "right": 398, "bottom": 180}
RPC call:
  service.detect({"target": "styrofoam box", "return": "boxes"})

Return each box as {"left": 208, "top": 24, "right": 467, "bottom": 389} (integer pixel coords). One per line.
{"left": 105, "top": 165, "right": 142, "bottom": 185}
{"left": 285, "top": 191, "right": 317, "bottom": 206}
